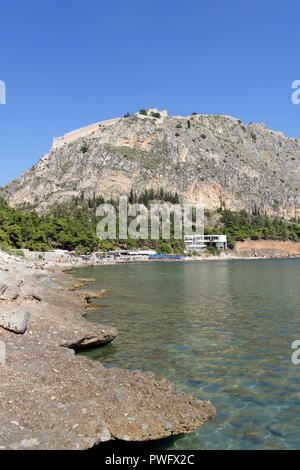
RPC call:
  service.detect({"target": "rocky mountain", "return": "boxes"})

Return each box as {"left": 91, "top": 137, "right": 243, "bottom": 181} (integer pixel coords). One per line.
{"left": 1, "top": 109, "right": 300, "bottom": 218}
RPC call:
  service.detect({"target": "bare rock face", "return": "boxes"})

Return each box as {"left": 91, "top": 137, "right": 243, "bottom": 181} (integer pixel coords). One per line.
{"left": 1, "top": 111, "right": 300, "bottom": 219}
{"left": 0, "top": 310, "right": 30, "bottom": 334}
{"left": 0, "top": 342, "right": 215, "bottom": 450}
{"left": 0, "top": 257, "right": 215, "bottom": 450}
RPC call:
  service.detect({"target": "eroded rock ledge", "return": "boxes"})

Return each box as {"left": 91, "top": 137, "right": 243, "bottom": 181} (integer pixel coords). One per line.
{"left": 0, "top": 256, "right": 215, "bottom": 450}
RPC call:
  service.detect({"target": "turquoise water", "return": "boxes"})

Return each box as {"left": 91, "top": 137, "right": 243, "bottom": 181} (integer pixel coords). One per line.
{"left": 76, "top": 259, "right": 300, "bottom": 450}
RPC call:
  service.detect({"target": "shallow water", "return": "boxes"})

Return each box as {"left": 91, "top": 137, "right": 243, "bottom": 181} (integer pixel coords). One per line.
{"left": 76, "top": 259, "right": 300, "bottom": 450}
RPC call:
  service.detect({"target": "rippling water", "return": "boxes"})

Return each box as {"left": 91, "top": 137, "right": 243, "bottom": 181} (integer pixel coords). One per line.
{"left": 76, "top": 259, "right": 300, "bottom": 450}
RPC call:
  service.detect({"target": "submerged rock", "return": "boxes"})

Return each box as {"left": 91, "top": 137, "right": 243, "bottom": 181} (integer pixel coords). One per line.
{"left": 82, "top": 289, "right": 112, "bottom": 300}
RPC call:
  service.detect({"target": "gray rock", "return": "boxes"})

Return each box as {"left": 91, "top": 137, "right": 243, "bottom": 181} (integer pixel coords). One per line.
{"left": 0, "top": 310, "right": 30, "bottom": 334}
{"left": 0, "top": 279, "right": 22, "bottom": 300}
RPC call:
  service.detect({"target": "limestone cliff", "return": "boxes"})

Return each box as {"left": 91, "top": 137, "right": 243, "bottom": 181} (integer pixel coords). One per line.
{"left": 1, "top": 109, "right": 300, "bottom": 218}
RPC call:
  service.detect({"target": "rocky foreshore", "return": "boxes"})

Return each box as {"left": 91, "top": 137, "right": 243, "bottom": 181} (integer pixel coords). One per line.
{"left": 0, "top": 250, "right": 215, "bottom": 450}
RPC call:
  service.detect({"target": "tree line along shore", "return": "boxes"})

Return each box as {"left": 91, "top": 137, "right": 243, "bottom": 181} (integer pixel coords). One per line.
{"left": 1, "top": 190, "right": 300, "bottom": 257}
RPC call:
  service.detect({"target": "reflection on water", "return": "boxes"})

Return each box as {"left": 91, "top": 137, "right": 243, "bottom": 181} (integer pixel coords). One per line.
{"left": 76, "top": 259, "right": 300, "bottom": 450}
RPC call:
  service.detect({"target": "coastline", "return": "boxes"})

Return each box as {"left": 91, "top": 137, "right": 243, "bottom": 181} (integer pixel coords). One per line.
{"left": 23, "top": 249, "right": 300, "bottom": 272}
{"left": 54, "top": 251, "right": 300, "bottom": 269}
{"left": 17, "top": 238, "right": 300, "bottom": 270}
{"left": 0, "top": 251, "right": 215, "bottom": 450}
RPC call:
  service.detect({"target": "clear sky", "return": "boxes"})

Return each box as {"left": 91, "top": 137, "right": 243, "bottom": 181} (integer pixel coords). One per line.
{"left": 0, "top": 0, "right": 300, "bottom": 186}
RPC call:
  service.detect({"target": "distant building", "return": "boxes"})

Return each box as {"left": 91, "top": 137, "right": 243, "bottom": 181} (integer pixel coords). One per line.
{"left": 101, "top": 250, "right": 158, "bottom": 259}
{"left": 184, "top": 234, "right": 227, "bottom": 252}
{"left": 128, "top": 250, "right": 157, "bottom": 256}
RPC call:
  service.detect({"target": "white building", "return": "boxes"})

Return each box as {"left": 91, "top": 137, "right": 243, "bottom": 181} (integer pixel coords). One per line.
{"left": 184, "top": 234, "right": 227, "bottom": 252}
{"left": 101, "top": 250, "right": 158, "bottom": 258}
{"left": 128, "top": 250, "right": 157, "bottom": 256}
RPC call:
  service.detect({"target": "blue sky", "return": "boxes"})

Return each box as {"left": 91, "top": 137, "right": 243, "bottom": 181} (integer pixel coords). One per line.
{"left": 0, "top": 0, "right": 300, "bottom": 186}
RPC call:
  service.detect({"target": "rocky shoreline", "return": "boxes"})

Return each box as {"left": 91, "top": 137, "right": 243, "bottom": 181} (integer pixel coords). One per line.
{"left": 0, "top": 251, "right": 215, "bottom": 450}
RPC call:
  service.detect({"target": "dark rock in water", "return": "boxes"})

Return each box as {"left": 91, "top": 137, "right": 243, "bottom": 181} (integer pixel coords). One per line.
{"left": 243, "top": 431, "right": 264, "bottom": 446}
{"left": 68, "top": 329, "right": 117, "bottom": 351}
{"left": 266, "top": 424, "right": 283, "bottom": 438}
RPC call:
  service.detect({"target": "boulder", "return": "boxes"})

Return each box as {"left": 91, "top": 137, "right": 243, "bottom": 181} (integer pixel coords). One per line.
{"left": 0, "top": 281, "right": 23, "bottom": 300}
{"left": 0, "top": 277, "right": 24, "bottom": 301}
{"left": 0, "top": 310, "right": 30, "bottom": 334}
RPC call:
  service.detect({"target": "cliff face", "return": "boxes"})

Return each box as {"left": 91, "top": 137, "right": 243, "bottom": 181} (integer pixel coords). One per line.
{"left": 1, "top": 110, "right": 300, "bottom": 218}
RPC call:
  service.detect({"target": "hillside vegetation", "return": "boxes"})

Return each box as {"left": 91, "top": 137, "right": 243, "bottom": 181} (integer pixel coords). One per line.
{"left": 1, "top": 192, "right": 300, "bottom": 255}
